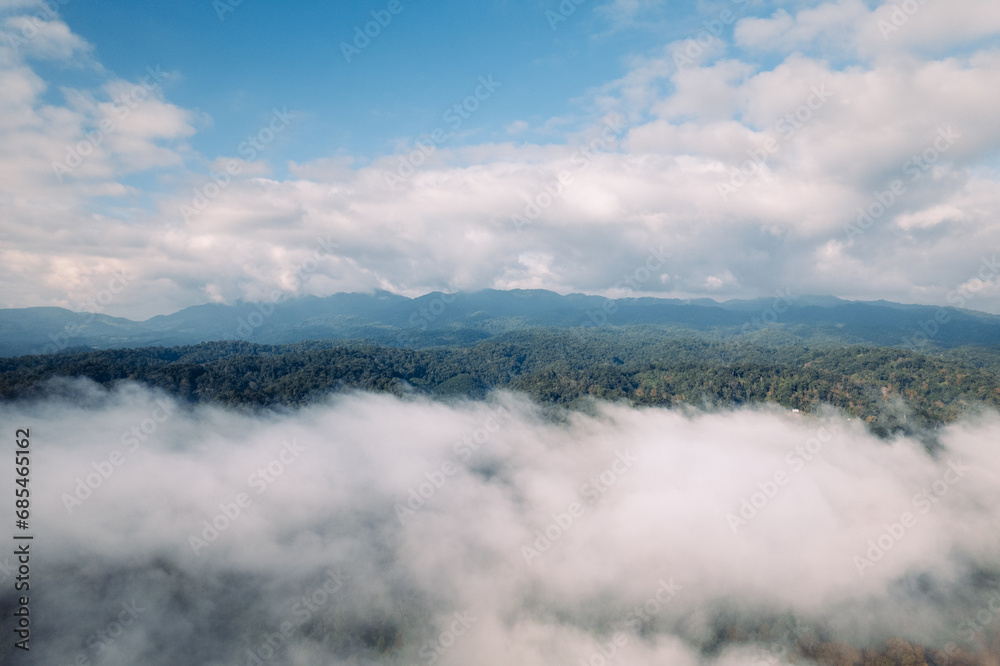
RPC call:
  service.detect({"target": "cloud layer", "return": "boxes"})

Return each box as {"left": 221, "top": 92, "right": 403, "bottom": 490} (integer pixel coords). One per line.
{"left": 0, "top": 0, "right": 998, "bottom": 318}
{"left": 3, "top": 382, "right": 1000, "bottom": 663}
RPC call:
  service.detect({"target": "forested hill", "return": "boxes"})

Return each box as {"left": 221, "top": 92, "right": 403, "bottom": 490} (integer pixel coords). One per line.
{"left": 3, "top": 328, "right": 999, "bottom": 438}
{"left": 2, "top": 289, "right": 999, "bottom": 357}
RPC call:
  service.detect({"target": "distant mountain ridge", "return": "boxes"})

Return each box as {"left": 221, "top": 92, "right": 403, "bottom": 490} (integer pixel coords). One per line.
{"left": 0, "top": 289, "right": 997, "bottom": 357}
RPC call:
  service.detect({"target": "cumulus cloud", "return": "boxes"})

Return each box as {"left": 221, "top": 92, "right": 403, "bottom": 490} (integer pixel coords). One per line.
{"left": 3, "top": 382, "right": 1000, "bottom": 663}
{"left": 735, "top": 0, "right": 1000, "bottom": 58}
{"left": 0, "top": 2, "right": 999, "bottom": 317}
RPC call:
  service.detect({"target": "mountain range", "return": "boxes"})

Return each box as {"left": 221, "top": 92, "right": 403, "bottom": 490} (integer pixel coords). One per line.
{"left": 2, "top": 289, "right": 998, "bottom": 357}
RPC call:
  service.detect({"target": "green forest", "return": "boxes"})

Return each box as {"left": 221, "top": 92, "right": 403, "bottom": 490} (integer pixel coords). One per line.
{"left": 3, "top": 327, "right": 999, "bottom": 438}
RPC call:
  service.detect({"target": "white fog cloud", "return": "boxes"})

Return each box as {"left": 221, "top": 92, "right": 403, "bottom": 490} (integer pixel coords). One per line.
{"left": 3, "top": 381, "right": 1000, "bottom": 664}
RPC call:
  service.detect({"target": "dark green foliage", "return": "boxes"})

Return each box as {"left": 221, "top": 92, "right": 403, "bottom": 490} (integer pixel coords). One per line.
{"left": 1, "top": 329, "right": 998, "bottom": 437}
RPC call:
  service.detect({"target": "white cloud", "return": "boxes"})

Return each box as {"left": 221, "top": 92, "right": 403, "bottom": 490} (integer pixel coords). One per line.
{"left": 735, "top": 0, "right": 1000, "bottom": 59}
{"left": 595, "top": 0, "right": 674, "bottom": 32}
{"left": 733, "top": 8, "right": 795, "bottom": 48}
{"left": 3, "top": 13, "right": 89, "bottom": 60}
{"left": 864, "top": 0, "right": 1000, "bottom": 54}
{"left": 287, "top": 155, "right": 355, "bottom": 181}
{"left": 653, "top": 58, "right": 756, "bottom": 121}
{"left": 0, "top": 2, "right": 999, "bottom": 317}
{"left": 505, "top": 119, "right": 529, "bottom": 135}
{"left": 9, "top": 382, "right": 1000, "bottom": 662}
{"left": 735, "top": 0, "right": 871, "bottom": 54}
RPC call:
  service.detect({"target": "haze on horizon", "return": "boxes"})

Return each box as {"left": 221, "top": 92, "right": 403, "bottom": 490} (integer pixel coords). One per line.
{"left": 17, "top": 288, "right": 1000, "bottom": 325}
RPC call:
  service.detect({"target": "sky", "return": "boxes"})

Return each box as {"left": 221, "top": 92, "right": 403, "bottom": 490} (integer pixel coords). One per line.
{"left": 1, "top": 0, "right": 999, "bottom": 319}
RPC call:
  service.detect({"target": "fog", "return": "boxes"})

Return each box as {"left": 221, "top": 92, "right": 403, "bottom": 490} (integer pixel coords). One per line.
{"left": 2, "top": 380, "right": 1000, "bottom": 665}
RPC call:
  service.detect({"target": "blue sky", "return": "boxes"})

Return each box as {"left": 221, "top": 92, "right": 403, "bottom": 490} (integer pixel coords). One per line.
{"left": 55, "top": 0, "right": 713, "bottom": 167}
{"left": 1, "top": 0, "right": 1000, "bottom": 318}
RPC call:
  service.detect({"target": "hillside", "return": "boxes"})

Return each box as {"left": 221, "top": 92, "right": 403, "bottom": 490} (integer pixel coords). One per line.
{"left": 4, "top": 329, "right": 999, "bottom": 439}
{"left": 3, "top": 290, "right": 999, "bottom": 357}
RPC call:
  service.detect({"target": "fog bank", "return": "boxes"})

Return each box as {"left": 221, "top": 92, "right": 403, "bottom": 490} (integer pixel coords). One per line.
{"left": 2, "top": 380, "right": 1000, "bottom": 664}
